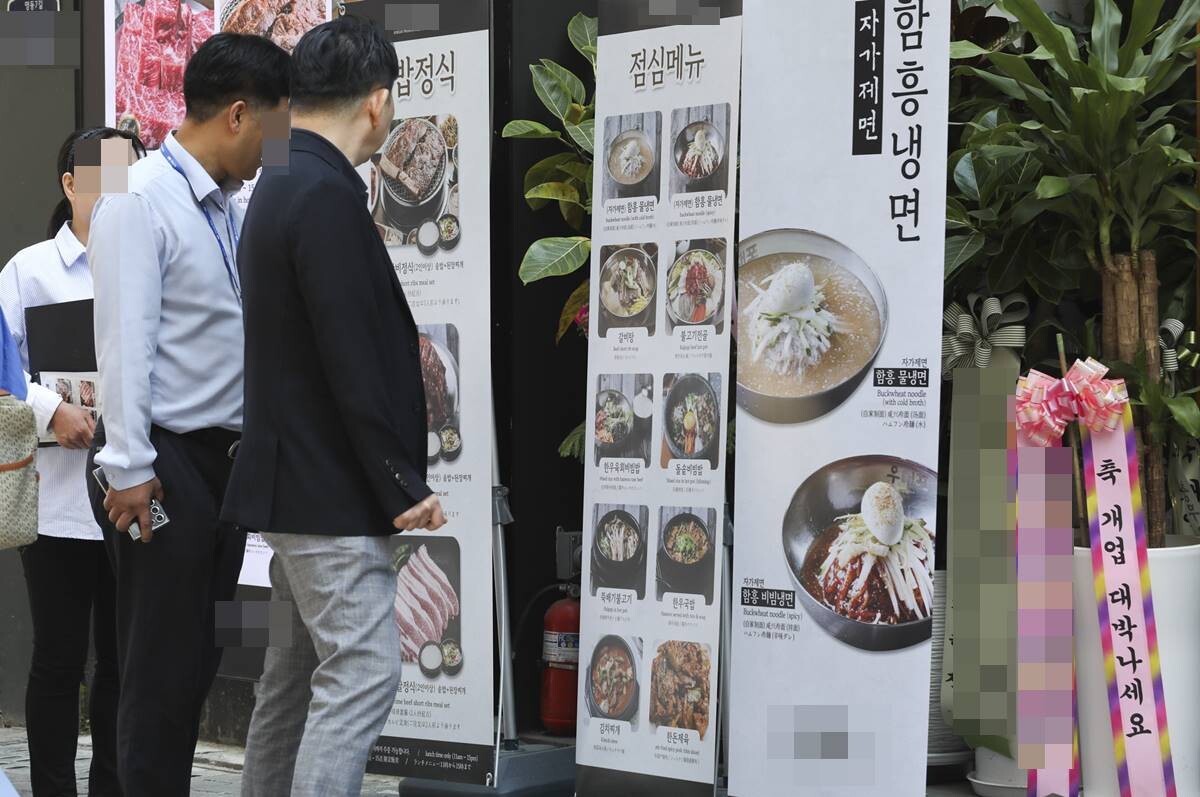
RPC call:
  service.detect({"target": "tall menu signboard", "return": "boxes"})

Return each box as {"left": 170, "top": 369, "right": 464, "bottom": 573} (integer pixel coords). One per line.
{"left": 576, "top": 2, "right": 740, "bottom": 795}
{"left": 729, "top": 1, "right": 948, "bottom": 795}
{"left": 350, "top": 0, "right": 498, "bottom": 786}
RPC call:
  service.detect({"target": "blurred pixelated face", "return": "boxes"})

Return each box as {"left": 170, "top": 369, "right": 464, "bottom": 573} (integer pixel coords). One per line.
{"left": 229, "top": 101, "right": 290, "bottom": 182}
{"left": 69, "top": 137, "right": 140, "bottom": 223}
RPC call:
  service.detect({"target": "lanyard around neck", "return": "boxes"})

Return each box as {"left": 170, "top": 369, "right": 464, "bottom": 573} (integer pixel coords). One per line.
{"left": 160, "top": 142, "right": 242, "bottom": 303}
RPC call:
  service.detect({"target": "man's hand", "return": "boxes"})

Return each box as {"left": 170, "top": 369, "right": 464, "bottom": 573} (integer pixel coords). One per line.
{"left": 394, "top": 494, "right": 447, "bottom": 532}
{"left": 104, "top": 477, "right": 164, "bottom": 543}
{"left": 50, "top": 403, "right": 95, "bottom": 449}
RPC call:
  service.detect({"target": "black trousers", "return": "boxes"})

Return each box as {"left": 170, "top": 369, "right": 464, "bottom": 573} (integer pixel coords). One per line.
{"left": 86, "top": 423, "right": 244, "bottom": 797}
{"left": 19, "top": 535, "right": 120, "bottom": 797}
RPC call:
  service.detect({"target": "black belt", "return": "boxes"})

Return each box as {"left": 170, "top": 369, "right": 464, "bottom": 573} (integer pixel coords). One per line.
{"left": 172, "top": 426, "right": 241, "bottom": 458}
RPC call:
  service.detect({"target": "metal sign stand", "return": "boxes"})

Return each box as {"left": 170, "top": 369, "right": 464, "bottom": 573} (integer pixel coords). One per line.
{"left": 397, "top": 430, "right": 576, "bottom": 796}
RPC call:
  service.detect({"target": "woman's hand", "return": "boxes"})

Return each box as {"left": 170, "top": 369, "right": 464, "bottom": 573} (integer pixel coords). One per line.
{"left": 50, "top": 402, "right": 95, "bottom": 449}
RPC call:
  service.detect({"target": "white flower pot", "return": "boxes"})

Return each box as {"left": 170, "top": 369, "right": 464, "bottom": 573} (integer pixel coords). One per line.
{"left": 1073, "top": 536, "right": 1200, "bottom": 797}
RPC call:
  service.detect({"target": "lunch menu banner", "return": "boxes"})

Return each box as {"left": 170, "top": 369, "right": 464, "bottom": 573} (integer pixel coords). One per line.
{"left": 575, "top": 2, "right": 741, "bottom": 795}
{"left": 728, "top": 2, "right": 949, "bottom": 796}
{"left": 350, "top": 0, "right": 498, "bottom": 786}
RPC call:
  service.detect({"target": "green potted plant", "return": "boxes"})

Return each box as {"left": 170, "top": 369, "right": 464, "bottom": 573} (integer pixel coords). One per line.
{"left": 957, "top": 1, "right": 1200, "bottom": 793}
{"left": 959, "top": 0, "right": 1199, "bottom": 545}
{"left": 502, "top": 14, "right": 597, "bottom": 462}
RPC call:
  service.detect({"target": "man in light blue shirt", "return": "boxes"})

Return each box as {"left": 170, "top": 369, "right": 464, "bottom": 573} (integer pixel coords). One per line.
{"left": 86, "top": 33, "right": 289, "bottom": 796}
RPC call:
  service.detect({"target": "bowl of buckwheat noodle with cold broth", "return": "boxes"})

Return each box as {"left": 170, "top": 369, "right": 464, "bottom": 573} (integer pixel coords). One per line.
{"left": 736, "top": 228, "right": 888, "bottom": 424}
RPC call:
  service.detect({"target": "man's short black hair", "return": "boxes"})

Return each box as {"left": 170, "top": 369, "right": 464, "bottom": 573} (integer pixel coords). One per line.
{"left": 184, "top": 33, "right": 291, "bottom": 122}
{"left": 289, "top": 15, "right": 399, "bottom": 113}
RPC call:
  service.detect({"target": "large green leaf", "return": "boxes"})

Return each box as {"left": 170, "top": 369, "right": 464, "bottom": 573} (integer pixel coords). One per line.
{"left": 1165, "top": 395, "right": 1200, "bottom": 438}
{"left": 539, "top": 59, "right": 586, "bottom": 104}
{"left": 999, "top": 0, "right": 1085, "bottom": 83}
{"left": 568, "top": 13, "right": 598, "bottom": 68}
{"left": 565, "top": 118, "right": 595, "bottom": 154}
{"left": 1119, "top": 0, "right": 1166, "bottom": 71}
{"left": 1089, "top": 0, "right": 1122, "bottom": 73}
{"left": 1164, "top": 184, "right": 1200, "bottom": 211}
{"left": 945, "top": 233, "right": 986, "bottom": 279}
{"left": 987, "top": 226, "right": 1033, "bottom": 293}
{"left": 503, "top": 120, "right": 563, "bottom": 140}
{"left": 1146, "top": 0, "right": 1200, "bottom": 74}
{"left": 561, "top": 200, "right": 585, "bottom": 230}
{"left": 556, "top": 160, "right": 593, "bottom": 185}
{"left": 524, "top": 152, "right": 578, "bottom": 210}
{"left": 950, "top": 40, "right": 992, "bottom": 59}
{"left": 946, "top": 196, "right": 974, "bottom": 231}
{"left": 960, "top": 67, "right": 1030, "bottom": 104}
{"left": 1035, "top": 175, "right": 1074, "bottom": 199}
{"left": 530, "top": 64, "right": 572, "bottom": 121}
{"left": 519, "top": 237, "right": 591, "bottom": 283}
{"left": 953, "top": 153, "right": 981, "bottom": 203}
{"left": 557, "top": 279, "right": 590, "bottom": 342}
{"left": 526, "top": 181, "right": 582, "bottom": 205}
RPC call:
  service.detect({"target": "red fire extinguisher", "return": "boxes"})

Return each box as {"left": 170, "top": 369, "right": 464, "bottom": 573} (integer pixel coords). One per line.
{"left": 540, "top": 592, "right": 580, "bottom": 735}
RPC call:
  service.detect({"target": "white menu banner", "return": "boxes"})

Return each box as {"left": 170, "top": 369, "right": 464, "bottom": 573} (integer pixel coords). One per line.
{"left": 729, "top": 2, "right": 948, "bottom": 796}
{"left": 356, "top": 1, "right": 498, "bottom": 786}
{"left": 576, "top": 2, "right": 741, "bottom": 795}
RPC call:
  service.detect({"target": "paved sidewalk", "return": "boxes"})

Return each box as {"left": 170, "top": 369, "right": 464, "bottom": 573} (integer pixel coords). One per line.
{"left": 0, "top": 726, "right": 399, "bottom": 796}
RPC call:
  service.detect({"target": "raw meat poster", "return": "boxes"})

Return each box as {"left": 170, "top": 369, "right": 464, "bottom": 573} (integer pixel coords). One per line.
{"left": 575, "top": 1, "right": 741, "bottom": 795}
{"left": 347, "top": 0, "right": 499, "bottom": 787}
{"left": 105, "top": 0, "right": 331, "bottom": 152}
{"left": 728, "top": 2, "right": 949, "bottom": 796}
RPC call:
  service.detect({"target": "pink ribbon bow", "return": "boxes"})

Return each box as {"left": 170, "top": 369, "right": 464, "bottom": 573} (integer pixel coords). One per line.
{"left": 1015, "top": 357, "right": 1129, "bottom": 447}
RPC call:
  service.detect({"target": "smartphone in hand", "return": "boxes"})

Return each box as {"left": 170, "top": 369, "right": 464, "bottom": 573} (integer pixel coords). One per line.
{"left": 92, "top": 467, "right": 170, "bottom": 540}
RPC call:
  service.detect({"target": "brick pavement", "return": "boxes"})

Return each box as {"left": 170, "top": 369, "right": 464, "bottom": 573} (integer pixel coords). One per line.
{"left": 0, "top": 726, "right": 398, "bottom": 796}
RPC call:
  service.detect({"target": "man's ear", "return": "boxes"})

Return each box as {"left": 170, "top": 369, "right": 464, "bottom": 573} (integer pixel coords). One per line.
{"left": 368, "top": 87, "right": 392, "bottom": 128}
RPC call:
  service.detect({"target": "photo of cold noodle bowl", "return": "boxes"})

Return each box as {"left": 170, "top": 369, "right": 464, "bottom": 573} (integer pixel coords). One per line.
{"left": 601, "top": 112, "right": 661, "bottom": 203}
{"left": 113, "top": 0, "right": 215, "bottom": 150}
{"left": 416, "top": 324, "right": 462, "bottom": 467}
{"left": 597, "top": 244, "right": 657, "bottom": 336}
{"left": 782, "top": 455, "right": 937, "bottom": 652}
{"left": 661, "top": 373, "right": 721, "bottom": 469}
{"left": 590, "top": 504, "right": 648, "bottom": 598}
{"left": 669, "top": 103, "right": 730, "bottom": 196}
{"left": 585, "top": 635, "right": 640, "bottom": 723}
{"left": 656, "top": 507, "right": 716, "bottom": 605}
{"left": 369, "top": 115, "right": 461, "bottom": 255}
{"left": 737, "top": 228, "right": 887, "bottom": 424}
{"left": 666, "top": 239, "right": 726, "bottom": 332}
{"left": 391, "top": 537, "right": 463, "bottom": 679}
{"left": 649, "top": 641, "right": 711, "bottom": 740}
{"left": 594, "top": 373, "right": 653, "bottom": 466}
{"left": 218, "top": 0, "right": 328, "bottom": 53}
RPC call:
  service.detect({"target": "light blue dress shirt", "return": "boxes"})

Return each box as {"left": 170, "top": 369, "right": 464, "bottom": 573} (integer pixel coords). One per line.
{"left": 89, "top": 133, "right": 245, "bottom": 490}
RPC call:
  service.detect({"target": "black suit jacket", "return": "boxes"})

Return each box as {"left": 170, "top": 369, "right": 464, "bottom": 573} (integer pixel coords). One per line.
{"left": 222, "top": 129, "right": 431, "bottom": 537}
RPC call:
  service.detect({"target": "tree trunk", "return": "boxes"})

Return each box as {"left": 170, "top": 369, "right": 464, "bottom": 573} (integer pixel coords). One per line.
{"left": 1138, "top": 251, "right": 1161, "bottom": 376}
{"left": 1101, "top": 272, "right": 1118, "bottom": 359}
{"left": 1138, "top": 250, "right": 1167, "bottom": 548}
{"left": 1113, "top": 254, "right": 1140, "bottom": 363}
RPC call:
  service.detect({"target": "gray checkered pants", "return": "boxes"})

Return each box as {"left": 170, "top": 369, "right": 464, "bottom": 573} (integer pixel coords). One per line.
{"left": 241, "top": 533, "right": 401, "bottom": 797}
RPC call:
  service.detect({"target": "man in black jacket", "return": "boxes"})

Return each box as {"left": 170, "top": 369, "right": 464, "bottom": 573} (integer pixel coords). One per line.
{"left": 223, "top": 16, "right": 445, "bottom": 797}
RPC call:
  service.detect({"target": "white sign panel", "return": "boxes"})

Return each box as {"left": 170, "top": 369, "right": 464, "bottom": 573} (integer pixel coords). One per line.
{"left": 361, "top": 2, "right": 498, "bottom": 786}
{"left": 729, "top": 1, "right": 949, "bottom": 795}
{"left": 575, "top": 2, "right": 741, "bottom": 794}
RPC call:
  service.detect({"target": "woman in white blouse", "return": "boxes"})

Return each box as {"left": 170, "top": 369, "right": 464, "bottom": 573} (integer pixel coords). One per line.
{"left": 0, "top": 127, "right": 144, "bottom": 797}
